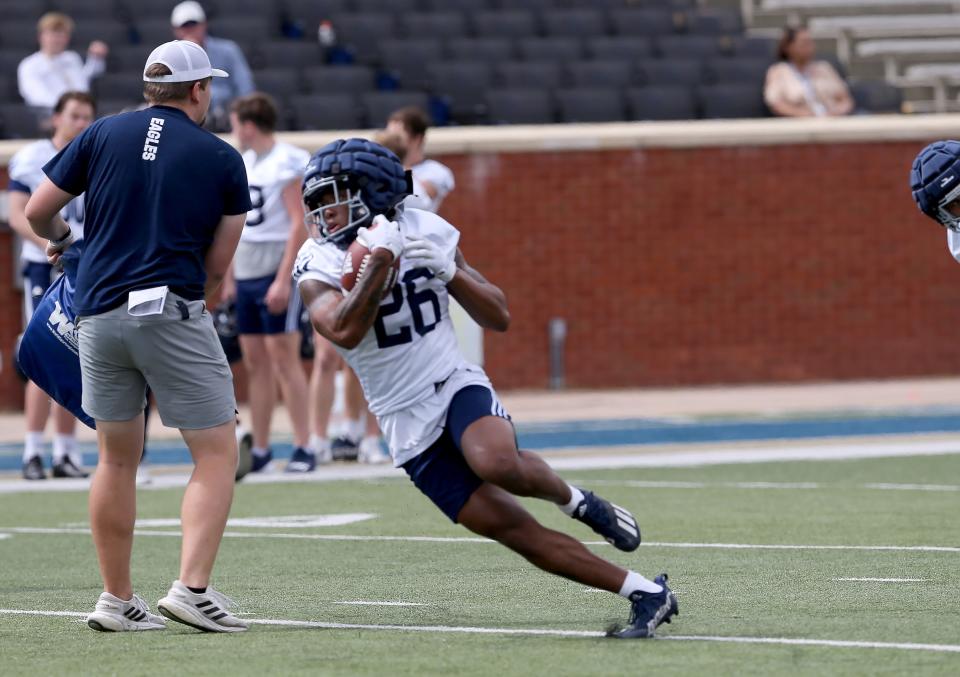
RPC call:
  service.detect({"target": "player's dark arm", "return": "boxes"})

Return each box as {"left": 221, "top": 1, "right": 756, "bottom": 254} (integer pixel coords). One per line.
{"left": 447, "top": 248, "right": 510, "bottom": 332}
{"left": 299, "top": 252, "right": 394, "bottom": 349}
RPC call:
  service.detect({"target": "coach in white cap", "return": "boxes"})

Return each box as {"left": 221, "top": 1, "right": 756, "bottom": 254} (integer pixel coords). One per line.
{"left": 170, "top": 1, "right": 255, "bottom": 128}
{"left": 24, "top": 40, "right": 252, "bottom": 633}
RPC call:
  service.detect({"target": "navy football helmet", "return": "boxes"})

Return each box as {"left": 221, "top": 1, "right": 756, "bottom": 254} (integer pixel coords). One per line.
{"left": 302, "top": 138, "right": 412, "bottom": 247}
{"left": 911, "top": 140, "right": 960, "bottom": 231}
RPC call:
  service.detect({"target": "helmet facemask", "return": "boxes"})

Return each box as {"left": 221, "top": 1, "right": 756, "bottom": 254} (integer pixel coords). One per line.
{"left": 303, "top": 175, "right": 372, "bottom": 248}
{"left": 937, "top": 182, "right": 960, "bottom": 232}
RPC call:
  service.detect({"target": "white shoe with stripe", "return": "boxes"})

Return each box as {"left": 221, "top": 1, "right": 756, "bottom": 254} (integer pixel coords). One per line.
{"left": 87, "top": 592, "right": 166, "bottom": 632}
{"left": 157, "top": 580, "right": 249, "bottom": 633}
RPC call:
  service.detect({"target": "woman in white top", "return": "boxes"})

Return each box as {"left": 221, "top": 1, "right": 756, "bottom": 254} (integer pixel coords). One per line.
{"left": 764, "top": 26, "right": 854, "bottom": 118}
{"left": 17, "top": 12, "right": 109, "bottom": 113}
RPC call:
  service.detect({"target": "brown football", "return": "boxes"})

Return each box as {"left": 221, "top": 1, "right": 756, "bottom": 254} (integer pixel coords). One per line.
{"left": 340, "top": 238, "right": 400, "bottom": 297}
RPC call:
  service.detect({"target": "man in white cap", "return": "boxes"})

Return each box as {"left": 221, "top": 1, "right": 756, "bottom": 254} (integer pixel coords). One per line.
{"left": 24, "top": 40, "right": 251, "bottom": 634}
{"left": 170, "top": 1, "right": 255, "bottom": 129}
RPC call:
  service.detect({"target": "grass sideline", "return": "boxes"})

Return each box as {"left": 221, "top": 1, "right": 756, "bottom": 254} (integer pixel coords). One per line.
{"left": 0, "top": 454, "right": 958, "bottom": 676}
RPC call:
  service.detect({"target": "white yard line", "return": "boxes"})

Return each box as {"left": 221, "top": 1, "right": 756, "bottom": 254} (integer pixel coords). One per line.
{"left": 2, "top": 526, "right": 959, "bottom": 553}
{"left": 834, "top": 578, "right": 928, "bottom": 583}
{"left": 0, "top": 609, "right": 958, "bottom": 653}
{"left": 335, "top": 601, "right": 429, "bottom": 607}
{"left": 574, "top": 480, "right": 960, "bottom": 492}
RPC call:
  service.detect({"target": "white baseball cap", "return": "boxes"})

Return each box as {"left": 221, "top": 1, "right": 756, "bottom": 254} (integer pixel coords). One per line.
{"left": 171, "top": 1, "right": 206, "bottom": 27}
{"left": 143, "top": 40, "right": 228, "bottom": 82}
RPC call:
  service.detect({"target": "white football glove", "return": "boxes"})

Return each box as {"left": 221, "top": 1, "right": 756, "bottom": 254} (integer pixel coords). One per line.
{"left": 357, "top": 216, "right": 403, "bottom": 259}
{"left": 403, "top": 237, "right": 457, "bottom": 283}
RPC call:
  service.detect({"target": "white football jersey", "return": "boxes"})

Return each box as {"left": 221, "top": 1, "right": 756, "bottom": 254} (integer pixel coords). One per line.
{"left": 404, "top": 159, "right": 455, "bottom": 213}
{"left": 294, "top": 208, "right": 466, "bottom": 416}
{"left": 8, "top": 139, "right": 85, "bottom": 263}
{"left": 240, "top": 141, "right": 310, "bottom": 243}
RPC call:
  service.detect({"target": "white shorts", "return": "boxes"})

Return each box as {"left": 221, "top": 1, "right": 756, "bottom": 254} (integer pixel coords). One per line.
{"left": 379, "top": 364, "right": 494, "bottom": 467}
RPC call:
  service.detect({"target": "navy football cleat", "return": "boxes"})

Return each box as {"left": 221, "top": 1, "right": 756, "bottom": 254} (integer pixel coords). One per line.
{"left": 250, "top": 448, "right": 274, "bottom": 473}
{"left": 285, "top": 447, "right": 316, "bottom": 473}
{"left": 572, "top": 489, "right": 641, "bottom": 551}
{"left": 610, "top": 574, "right": 678, "bottom": 639}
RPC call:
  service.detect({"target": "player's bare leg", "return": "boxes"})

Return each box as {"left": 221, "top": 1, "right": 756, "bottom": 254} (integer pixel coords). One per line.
{"left": 308, "top": 332, "right": 340, "bottom": 461}
{"left": 89, "top": 414, "right": 144, "bottom": 600}
{"left": 461, "top": 415, "right": 641, "bottom": 552}
{"left": 178, "top": 420, "right": 236, "bottom": 588}
{"left": 264, "top": 332, "right": 310, "bottom": 449}
{"left": 461, "top": 416, "right": 572, "bottom": 502}
{"left": 24, "top": 380, "right": 52, "bottom": 432}
{"left": 239, "top": 335, "right": 275, "bottom": 451}
{"left": 457, "top": 483, "right": 627, "bottom": 593}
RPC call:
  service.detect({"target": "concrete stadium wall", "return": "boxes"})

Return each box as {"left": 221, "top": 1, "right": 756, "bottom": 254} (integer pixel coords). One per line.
{"left": 1, "top": 115, "right": 959, "bottom": 408}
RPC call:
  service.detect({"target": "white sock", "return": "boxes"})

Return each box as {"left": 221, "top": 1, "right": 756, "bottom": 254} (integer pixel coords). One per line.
{"left": 558, "top": 484, "right": 585, "bottom": 516}
{"left": 252, "top": 447, "right": 270, "bottom": 458}
{"left": 347, "top": 418, "right": 365, "bottom": 442}
{"left": 23, "top": 432, "right": 44, "bottom": 463}
{"left": 619, "top": 571, "right": 663, "bottom": 598}
{"left": 52, "top": 434, "right": 76, "bottom": 463}
{"left": 308, "top": 433, "right": 327, "bottom": 452}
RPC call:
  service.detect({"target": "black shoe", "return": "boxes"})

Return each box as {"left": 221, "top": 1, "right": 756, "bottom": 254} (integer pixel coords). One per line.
{"left": 52, "top": 456, "right": 89, "bottom": 479}
{"left": 610, "top": 574, "right": 678, "bottom": 639}
{"left": 284, "top": 447, "right": 317, "bottom": 473}
{"left": 571, "top": 489, "right": 641, "bottom": 551}
{"left": 330, "top": 436, "right": 359, "bottom": 461}
{"left": 22, "top": 456, "right": 46, "bottom": 480}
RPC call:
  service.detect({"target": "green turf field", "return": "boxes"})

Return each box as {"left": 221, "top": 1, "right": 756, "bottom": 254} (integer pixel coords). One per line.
{"left": 1, "top": 453, "right": 958, "bottom": 676}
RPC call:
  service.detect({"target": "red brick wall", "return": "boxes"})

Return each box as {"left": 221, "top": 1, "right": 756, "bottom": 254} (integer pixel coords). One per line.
{"left": 0, "top": 139, "right": 954, "bottom": 407}
{"left": 437, "top": 141, "right": 954, "bottom": 390}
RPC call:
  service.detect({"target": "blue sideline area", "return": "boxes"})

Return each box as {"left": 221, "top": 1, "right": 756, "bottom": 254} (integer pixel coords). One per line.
{"left": 2, "top": 409, "right": 960, "bottom": 471}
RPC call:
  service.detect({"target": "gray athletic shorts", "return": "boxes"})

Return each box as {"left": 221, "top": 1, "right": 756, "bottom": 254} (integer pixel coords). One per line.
{"left": 77, "top": 292, "right": 236, "bottom": 429}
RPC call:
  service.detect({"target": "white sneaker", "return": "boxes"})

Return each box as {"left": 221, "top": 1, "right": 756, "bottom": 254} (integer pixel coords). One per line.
{"left": 315, "top": 439, "right": 333, "bottom": 465}
{"left": 157, "top": 580, "right": 249, "bottom": 633}
{"left": 87, "top": 592, "right": 166, "bottom": 632}
{"left": 358, "top": 436, "right": 389, "bottom": 464}
{"left": 136, "top": 461, "right": 152, "bottom": 486}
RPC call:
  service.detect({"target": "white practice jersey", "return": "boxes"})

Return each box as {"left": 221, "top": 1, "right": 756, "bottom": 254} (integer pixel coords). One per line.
{"left": 404, "top": 159, "right": 455, "bottom": 213}
{"left": 8, "top": 139, "right": 85, "bottom": 263}
{"left": 294, "top": 208, "right": 466, "bottom": 416}
{"left": 240, "top": 141, "right": 310, "bottom": 243}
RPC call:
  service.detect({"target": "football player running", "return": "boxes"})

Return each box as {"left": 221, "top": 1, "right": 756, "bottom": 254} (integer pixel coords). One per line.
{"left": 293, "top": 139, "right": 678, "bottom": 639}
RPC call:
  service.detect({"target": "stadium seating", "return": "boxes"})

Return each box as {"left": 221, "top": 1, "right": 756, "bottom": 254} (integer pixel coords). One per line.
{"left": 0, "top": 0, "right": 907, "bottom": 138}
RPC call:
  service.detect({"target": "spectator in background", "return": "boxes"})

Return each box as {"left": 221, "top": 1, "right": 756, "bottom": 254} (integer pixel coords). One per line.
{"left": 764, "top": 26, "right": 854, "bottom": 117}
{"left": 171, "top": 1, "right": 255, "bottom": 130}
{"left": 18, "top": 13, "right": 108, "bottom": 115}
{"left": 386, "top": 107, "right": 455, "bottom": 214}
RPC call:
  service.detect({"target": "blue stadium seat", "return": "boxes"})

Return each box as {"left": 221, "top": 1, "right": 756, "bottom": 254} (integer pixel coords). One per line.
{"left": 0, "top": 0, "right": 47, "bottom": 21}
{"left": 352, "top": 0, "right": 413, "bottom": 12}
{"left": 686, "top": 8, "right": 744, "bottom": 35}
{"left": 109, "top": 45, "right": 152, "bottom": 74}
{"left": 636, "top": 59, "right": 703, "bottom": 87}
{"left": 445, "top": 38, "right": 516, "bottom": 63}
{"left": 133, "top": 18, "right": 174, "bottom": 47}
{"left": 290, "top": 93, "right": 362, "bottom": 130}
{"left": 567, "top": 60, "right": 633, "bottom": 88}
{"left": 93, "top": 72, "right": 144, "bottom": 102}
{"left": 330, "top": 13, "right": 394, "bottom": 64}
{"left": 607, "top": 9, "right": 678, "bottom": 37}
{"left": 423, "top": 0, "right": 493, "bottom": 9}
{"left": 303, "top": 65, "right": 376, "bottom": 95}
{"left": 209, "top": 17, "right": 279, "bottom": 45}
{"left": 251, "top": 68, "right": 303, "bottom": 101}
{"left": 517, "top": 38, "right": 584, "bottom": 62}
{"left": 280, "top": 0, "right": 348, "bottom": 36}
{"left": 586, "top": 36, "right": 654, "bottom": 61}
{"left": 626, "top": 86, "right": 696, "bottom": 121}
{"left": 378, "top": 39, "right": 444, "bottom": 90}
{"left": 704, "top": 58, "right": 772, "bottom": 86}
{"left": 0, "top": 21, "right": 43, "bottom": 51}
{"left": 698, "top": 84, "right": 768, "bottom": 118}
{"left": 0, "top": 103, "right": 43, "bottom": 138}
{"left": 485, "top": 88, "right": 554, "bottom": 124}
{"left": 556, "top": 87, "right": 625, "bottom": 123}
{"left": 258, "top": 41, "right": 324, "bottom": 69}
{"left": 497, "top": 61, "right": 563, "bottom": 89}
{"left": 472, "top": 10, "right": 539, "bottom": 39}
{"left": 361, "top": 90, "right": 430, "bottom": 128}
{"left": 401, "top": 12, "right": 469, "bottom": 39}
{"left": 850, "top": 80, "right": 903, "bottom": 113}
{"left": 657, "top": 35, "right": 725, "bottom": 59}
{"left": 427, "top": 60, "right": 494, "bottom": 123}
{"left": 541, "top": 9, "right": 607, "bottom": 38}
{"left": 730, "top": 36, "right": 778, "bottom": 60}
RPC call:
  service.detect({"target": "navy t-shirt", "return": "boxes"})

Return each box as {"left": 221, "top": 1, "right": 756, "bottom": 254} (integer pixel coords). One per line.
{"left": 43, "top": 105, "right": 251, "bottom": 316}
